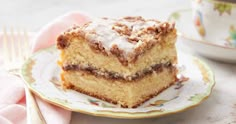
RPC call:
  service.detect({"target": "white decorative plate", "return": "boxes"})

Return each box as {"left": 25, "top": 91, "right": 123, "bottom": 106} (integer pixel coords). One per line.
{"left": 169, "top": 9, "right": 236, "bottom": 63}
{"left": 21, "top": 46, "right": 215, "bottom": 119}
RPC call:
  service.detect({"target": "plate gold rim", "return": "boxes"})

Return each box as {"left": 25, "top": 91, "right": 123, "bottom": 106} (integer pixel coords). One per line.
{"left": 21, "top": 46, "right": 215, "bottom": 119}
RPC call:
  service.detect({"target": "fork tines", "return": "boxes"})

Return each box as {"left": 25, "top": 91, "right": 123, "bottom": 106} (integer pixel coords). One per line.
{"left": 2, "top": 27, "right": 30, "bottom": 70}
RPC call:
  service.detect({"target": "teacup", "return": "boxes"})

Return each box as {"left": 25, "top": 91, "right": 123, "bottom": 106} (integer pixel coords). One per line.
{"left": 192, "top": 0, "right": 236, "bottom": 47}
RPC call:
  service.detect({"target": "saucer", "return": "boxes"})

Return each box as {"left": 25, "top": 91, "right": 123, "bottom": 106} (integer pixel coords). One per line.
{"left": 168, "top": 9, "right": 236, "bottom": 63}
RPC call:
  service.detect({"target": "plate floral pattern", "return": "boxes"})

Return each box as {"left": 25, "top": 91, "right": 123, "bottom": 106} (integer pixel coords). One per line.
{"left": 21, "top": 46, "right": 215, "bottom": 119}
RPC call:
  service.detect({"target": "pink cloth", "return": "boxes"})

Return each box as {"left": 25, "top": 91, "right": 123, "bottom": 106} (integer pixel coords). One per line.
{"left": 0, "top": 11, "right": 90, "bottom": 124}
{"left": 0, "top": 73, "right": 26, "bottom": 124}
{"left": 32, "top": 11, "right": 91, "bottom": 52}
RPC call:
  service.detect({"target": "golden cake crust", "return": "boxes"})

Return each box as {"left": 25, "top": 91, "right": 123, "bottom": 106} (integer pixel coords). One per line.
{"left": 61, "top": 66, "right": 178, "bottom": 108}
{"left": 57, "top": 16, "right": 178, "bottom": 108}
{"left": 63, "top": 79, "right": 176, "bottom": 108}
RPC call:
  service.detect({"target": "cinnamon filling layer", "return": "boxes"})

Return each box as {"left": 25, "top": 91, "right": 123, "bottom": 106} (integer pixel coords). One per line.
{"left": 62, "top": 62, "right": 176, "bottom": 81}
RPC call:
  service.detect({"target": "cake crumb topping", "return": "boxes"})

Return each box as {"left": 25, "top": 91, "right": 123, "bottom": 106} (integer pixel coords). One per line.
{"left": 84, "top": 16, "right": 174, "bottom": 59}
{"left": 57, "top": 16, "right": 175, "bottom": 65}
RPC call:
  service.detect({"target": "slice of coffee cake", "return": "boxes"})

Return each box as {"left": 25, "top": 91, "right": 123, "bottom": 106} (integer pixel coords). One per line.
{"left": 57, "top": 16, "right": 177, "bottom": 108}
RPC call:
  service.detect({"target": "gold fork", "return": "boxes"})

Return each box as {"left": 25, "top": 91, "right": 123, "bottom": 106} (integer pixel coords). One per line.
{"left": 2, "top": 27, "right": 46, "bottom": 124}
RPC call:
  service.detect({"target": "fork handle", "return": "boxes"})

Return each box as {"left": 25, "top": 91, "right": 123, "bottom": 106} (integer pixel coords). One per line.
{"left": 25, "top": 86, "right": 46, "bottom": 124}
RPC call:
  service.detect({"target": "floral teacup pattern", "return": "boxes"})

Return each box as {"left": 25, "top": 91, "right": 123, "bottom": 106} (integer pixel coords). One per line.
{"left": 192, "top": 0, "right": 236, "bottom": 47}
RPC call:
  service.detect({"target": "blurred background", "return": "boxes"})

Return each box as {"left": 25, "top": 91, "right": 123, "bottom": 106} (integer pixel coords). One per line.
{"left": 0, "top": 0, "right": 189, "bottom": 31}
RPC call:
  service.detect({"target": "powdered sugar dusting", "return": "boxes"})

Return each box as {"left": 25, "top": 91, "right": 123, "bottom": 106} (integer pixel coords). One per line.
{"left": 85, "top": 18, "right": 135, "bottom": 55}
{"left": 83, "top": 17, "right": 168, "bottom": 58}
